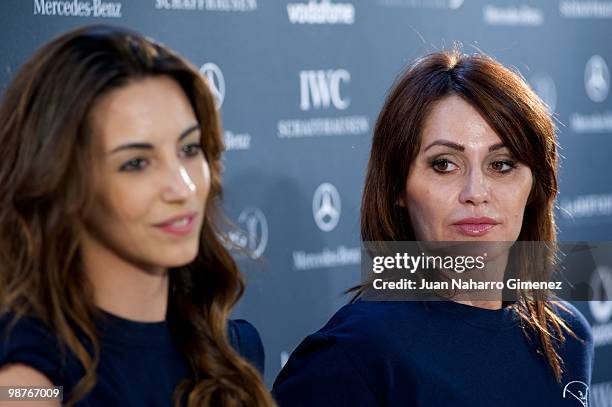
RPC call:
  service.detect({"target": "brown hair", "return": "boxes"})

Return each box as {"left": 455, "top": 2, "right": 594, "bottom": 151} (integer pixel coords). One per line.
{"left": 0, "top": 25, "right": 275, "bottom": 406}
{"left": 356, "top": 48, "right": 578, "bottom": 383}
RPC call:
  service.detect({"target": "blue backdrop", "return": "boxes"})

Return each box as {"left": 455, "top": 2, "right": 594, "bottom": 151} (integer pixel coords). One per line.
{"left": 1, "top": 1, "right": 611, "bottom": 405}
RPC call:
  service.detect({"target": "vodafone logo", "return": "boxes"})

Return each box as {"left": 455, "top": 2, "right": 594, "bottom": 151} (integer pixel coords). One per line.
{"left": 287, "top": 0, "right": 355, "bottom": 24}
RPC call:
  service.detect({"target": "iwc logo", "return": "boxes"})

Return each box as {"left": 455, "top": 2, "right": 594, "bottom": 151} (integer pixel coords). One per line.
{"left": 563, "top": 380, "right": 589, "bottom": 407}
{"left": 299, "top": 69, "right": 351, "bottom": 111}
{"left": 199, "top": 62, "right": 225, "bottom": 109}
{"left": 584, "top": 54, "right": 609, "bottom": 103}
{"left": 312, "top": 182, "right": 341, "bottom": 232}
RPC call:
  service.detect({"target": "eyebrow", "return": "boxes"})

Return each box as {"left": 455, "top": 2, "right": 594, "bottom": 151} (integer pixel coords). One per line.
{"left": 108, "top": 123, "right": 200, "bottom": 154}
{"left": 423, "top": 140, "right": 506, "bottom": 153}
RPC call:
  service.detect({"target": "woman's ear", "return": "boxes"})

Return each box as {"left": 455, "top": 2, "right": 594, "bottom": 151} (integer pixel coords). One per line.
{"left": 396, "top": 195, "right": 406, "bottom": 207}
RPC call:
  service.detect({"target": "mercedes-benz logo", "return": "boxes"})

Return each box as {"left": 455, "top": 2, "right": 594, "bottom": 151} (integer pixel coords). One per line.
{"left": 584, "top": 55, "right": 609, "bottom": 103}
{"left": 312, "top": 182, "right": 341, "bottom": 232}
{"left": 589, "top": 265, "right": 612, "bottom": 324}
{"left": 199, "top": 62, "right": 226, "bottom": 109}
{"left": 235, "top": 207, "right": 268, "bottom": 259}
{"left": 531, "top": 73, "right": 557, "bottom": 113}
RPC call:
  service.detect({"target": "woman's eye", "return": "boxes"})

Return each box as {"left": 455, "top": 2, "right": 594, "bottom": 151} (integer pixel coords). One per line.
{"left": 119, "top": 157, "right": 148, "bottom": 172}
{"left": 431, "top": 159, "right": 458, "bottom": 173}
{"left": 181, "top": 143, "right": 202, "bottom": 157}
{"left": 491, "top": 160, "right": 517, "bottom": 173}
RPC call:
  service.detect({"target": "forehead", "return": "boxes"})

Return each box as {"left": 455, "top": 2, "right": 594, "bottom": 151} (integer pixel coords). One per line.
{"left": 89, "top": 76, "right": 197, "bottom": 149}
{"left": 420, "top": 95, "right": 503, "bottom": 149}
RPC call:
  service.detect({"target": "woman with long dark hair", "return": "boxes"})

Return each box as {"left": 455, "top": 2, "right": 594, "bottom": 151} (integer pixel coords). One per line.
{"left": 0, "top": 25, "right": 276, "bottom": 406}
{"left": 273, "top": 50, "right": 594, "bottom": 406}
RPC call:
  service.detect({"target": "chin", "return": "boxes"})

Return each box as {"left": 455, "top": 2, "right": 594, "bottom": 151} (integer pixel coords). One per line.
{"left": 156, "top": 245, "right": 200, "bottom": 268}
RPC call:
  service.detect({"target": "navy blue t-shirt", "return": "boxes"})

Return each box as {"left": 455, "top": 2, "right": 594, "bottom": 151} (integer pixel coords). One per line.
{"left": 273, "top": 300, "right": 594, "bottom": 407}
{"left": 0, "top": 311, "right": 265, "bottom": 406}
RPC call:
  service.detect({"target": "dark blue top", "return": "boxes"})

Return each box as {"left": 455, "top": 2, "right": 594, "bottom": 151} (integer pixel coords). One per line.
{"left": 0, "top": 311, "right": 265, "bottom": 406}
{"left": 273, "top": 300, "right": 594, "bottom": 407}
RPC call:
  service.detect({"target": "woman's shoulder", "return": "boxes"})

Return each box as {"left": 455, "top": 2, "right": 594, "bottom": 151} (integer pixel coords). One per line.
{"left": 550, "top": 301, "right": 594, "bottom": 381}
{"left": 284, "top": 300, "right": 429, "bottom": 363}
{"left": 227, "top": 319, "right": 265, "bottom": 375}
{"left": 1, "top": 314, "right": 267, "bottom": 376}
{"left": 0, "top": 312, "right": 60, "bottom": 357}
{"left": 320, "top": 300, "right": 429, "bottom": 339}
{"left": 272, "top": 301, "right": 428, "bottom": 405}
{"left": 0, "top": 313, "right": 66, "bottom": 385}
{"left": 552, "top": 301, "right": 593, "bottom": 344}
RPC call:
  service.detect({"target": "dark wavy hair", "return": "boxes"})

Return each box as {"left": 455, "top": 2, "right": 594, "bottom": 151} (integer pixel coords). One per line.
{"left": 0, "top": 25, "right": 276, "bottom": 406}
{"left": 354, "top": 48, "right": 579, "bottom": 383}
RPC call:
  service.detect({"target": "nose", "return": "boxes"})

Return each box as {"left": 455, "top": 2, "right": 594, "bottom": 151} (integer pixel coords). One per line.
{"left": 161, "top": 162, "right": 196, "bottom": 202}
{"left": 458, "top": 167, "right": 490, "bottom": 206}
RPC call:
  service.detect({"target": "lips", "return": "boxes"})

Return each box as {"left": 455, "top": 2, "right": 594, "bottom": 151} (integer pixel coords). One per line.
{"left": 154, "top": 212, "right": 198, "bottom": 236}
{"left": 451, "top": 217, "right": 500, "bottom": 237}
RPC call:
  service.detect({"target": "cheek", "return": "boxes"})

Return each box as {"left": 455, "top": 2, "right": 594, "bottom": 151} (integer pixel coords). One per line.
{"left": 100, "top": 178, "right": 157, "bottom": 223}
{"left": 510, "top": 172, "right": 532, "bottom": 212}
{"left": 187, "top": 159, "right": 211, "bottom": 203}
{"left": 405, "top": 175, "right": 454, "bottom": 237}
{"left": 496, "top": 171, "right": 533, "bottom": 229}
{"left": 514, "top": 189, "right": 532, "bottom": 222}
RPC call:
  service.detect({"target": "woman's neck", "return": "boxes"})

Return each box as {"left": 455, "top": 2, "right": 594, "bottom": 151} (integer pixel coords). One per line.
{"left": 454, "top": 300, "right": 503, "bottom": 310}
{"left": 452, "top": 250, "right": 509, "bottom": 310}
{"left": 80, "top": 232, "right": 169, "bottom": 322}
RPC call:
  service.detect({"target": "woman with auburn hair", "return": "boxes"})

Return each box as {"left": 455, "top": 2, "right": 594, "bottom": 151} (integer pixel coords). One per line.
{"left": 273, "top": 50, "right": 593, "bottom": 406}
{"left": 0, "top": 25, "right": 276, "bottom": 406}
